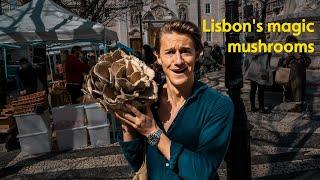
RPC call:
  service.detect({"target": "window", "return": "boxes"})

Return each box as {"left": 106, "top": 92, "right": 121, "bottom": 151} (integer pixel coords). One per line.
{"left": 206, "top": 32, "right": 211, "bottom": 42}
{"left": 131, "top": 13, "right": 139, "bottom": 26}
{"left": 179, "top": 5, "right": 187, "bottom": 20}
{"left": 205, "top": 3, "right": 211, "bottom": 14}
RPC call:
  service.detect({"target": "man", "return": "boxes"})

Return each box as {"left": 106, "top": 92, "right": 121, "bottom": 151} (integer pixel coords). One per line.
{"left": 117, "top": 20, "right": 233, "bottom": 180}
{"left": 65, "top": 46, "right": 90, "bottom": 104}
{"left": 212, "top": 44, "right": 224, "bottom": 70}
{"left": 202, "top": 42, "right": 215, "bottom": 73}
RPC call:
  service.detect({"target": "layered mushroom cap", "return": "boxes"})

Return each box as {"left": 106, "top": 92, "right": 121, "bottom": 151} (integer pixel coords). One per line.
{"left": 82, "top": 49, "right": 158, "bottom": 112}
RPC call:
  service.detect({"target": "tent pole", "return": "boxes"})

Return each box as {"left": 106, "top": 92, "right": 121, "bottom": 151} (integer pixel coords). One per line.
{"left": 47, "top": 51, "right": 54, "bottom": 83}
{"left": 27, "top": 45, "right": 31, "bottom": 62}
{"left": 2, "top": 47, "right": 7, "bottom": 79}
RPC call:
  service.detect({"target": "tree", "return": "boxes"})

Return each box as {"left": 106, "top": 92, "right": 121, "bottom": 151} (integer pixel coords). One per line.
{"left": 0, "top": 0, "right": 148, "bottom": 25}
{"left": 56, "top": 0, "right": 148, "bottom": 25}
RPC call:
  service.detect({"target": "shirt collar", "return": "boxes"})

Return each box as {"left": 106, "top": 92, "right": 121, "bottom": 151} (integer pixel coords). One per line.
{"left": 188, "top": 80, "right": 208, "bottom": 101}
{"left": 153, "top": 80, "right": 208, "bottom": 108}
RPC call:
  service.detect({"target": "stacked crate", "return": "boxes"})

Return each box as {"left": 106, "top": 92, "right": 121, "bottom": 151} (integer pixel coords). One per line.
{"left": 52, "top": 104, "right": 87, "bottom": 151}
{"left": 11, "top": 91, "right": 47, "bottom": 115}
{"left": 0, "top": 108, "right": 17, "bottom": 152}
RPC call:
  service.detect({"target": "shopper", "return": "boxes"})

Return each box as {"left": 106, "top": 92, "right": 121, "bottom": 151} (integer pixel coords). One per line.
{"left": 244, "top": 36, "right": 272, "bottom": 113}
{"left": 65, "top": 46, "right": 90, "bottom": 104}
{"left": 278, "top": 35, "right": 311, "bottom": 111}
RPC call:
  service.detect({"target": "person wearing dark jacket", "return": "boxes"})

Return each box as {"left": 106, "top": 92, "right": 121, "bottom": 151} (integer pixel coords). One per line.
{"left": 142, "top": 44, "right": 156, "bottom": 66}
{"left": 278, "top": 35, "right": 311, "bottom": 111}
{"left": 18, "top": 58, "right": 38, "bottom": 94}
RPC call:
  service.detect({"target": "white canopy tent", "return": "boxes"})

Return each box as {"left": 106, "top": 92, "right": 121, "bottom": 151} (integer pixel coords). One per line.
{"left": 0, "top": 0, "right": 118, "bottom": 43}
{"left": 0, "top": 0, "right": 118, "bottom": 80}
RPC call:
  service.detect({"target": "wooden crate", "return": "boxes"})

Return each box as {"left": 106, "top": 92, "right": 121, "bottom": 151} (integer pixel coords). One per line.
{"left": 0, "top": 115, "right": 15, "bottom": 133}
{"left": 9, "top": 90, "right": 47, "bottom": 115}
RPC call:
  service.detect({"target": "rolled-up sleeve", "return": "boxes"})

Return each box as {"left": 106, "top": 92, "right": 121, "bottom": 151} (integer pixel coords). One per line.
{"left": 120, "top": 138, "right": 144, "bottom": 172}
{"left": 169, "top": 96, "right": 234, "bottom": 179}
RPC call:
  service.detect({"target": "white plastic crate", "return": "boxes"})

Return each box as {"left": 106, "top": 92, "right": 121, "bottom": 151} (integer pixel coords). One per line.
{"left": 14, "top": 113, "right": 49, "bottom": 135}
{"left": 87, "top": 124, "right": 111, "bottom": 147}
{"left": 84, "top": 103, "right": 109, "bottom": 127}
{"left": 52, "top": 104, "right": 85, "bottom": 130}
{"left": 17, "top": 131, "right": 51, "bottom": 155}
{"left": 55, "top": 126, "right": 87, "bottom": 151}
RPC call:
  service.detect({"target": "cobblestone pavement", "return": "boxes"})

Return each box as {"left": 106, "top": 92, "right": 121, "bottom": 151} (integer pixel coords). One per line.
{"left": 0, "top": 69, "right": 319, "bottom": 179}
{"left": 204, "top": 69, "right": 320, "bottom": 180}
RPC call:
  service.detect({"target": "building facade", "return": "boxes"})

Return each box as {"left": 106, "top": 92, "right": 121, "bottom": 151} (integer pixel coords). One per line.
{"left": 105, "top": 0, "right": 200, "bottom": 52}
{"left": 200, "top": 0, "right": 225, "bottom": 46}
{"left": 106, "top": 0, "right": 228, "bottom": 52}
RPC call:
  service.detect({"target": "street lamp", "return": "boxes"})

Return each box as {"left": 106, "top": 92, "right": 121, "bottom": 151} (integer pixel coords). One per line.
{"left": 136, "top": 0, "right": 144, "bottom": 53}
{"left": 224, "top": 0, "right": 252, "bottom": 179}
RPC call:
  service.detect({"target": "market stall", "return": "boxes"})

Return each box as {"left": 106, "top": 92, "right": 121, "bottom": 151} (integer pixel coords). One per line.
{"left": 0, "top": 0, "right": 118, "bottom": 154}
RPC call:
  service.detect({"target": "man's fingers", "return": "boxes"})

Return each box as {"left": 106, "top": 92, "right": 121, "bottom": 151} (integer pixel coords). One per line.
{"left": 125, "top": 104, "right": 142, "bottom": 117}
{"left": 114, "top": 112, "right": 137, "bottom": 129}
{"left": 146, "top": 106, "right": 153, "bottom": 117}
{"left": 115, "top": 111, "right": 136, "bottom": 123}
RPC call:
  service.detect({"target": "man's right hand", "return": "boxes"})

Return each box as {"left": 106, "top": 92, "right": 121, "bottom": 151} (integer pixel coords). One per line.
{"left": 115, "top": 111, "right": 137, "bottom": 141}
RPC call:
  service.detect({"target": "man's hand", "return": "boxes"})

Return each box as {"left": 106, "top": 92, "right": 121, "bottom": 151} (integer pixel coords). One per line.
{"left": 115, "top": 103, "right": 159, "bottom": 137}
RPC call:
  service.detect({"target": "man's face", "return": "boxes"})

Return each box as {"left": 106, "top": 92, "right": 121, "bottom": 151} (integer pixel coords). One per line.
{"left": 155, "top": 32, "right": 199, "bottom": 87}
{"left": 75, "top": 49, "right": 82, "bottom": 58}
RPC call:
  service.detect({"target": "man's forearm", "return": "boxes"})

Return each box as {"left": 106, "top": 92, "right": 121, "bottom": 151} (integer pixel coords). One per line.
{"left": 122, "top": 124, "right": 137, "bottom": 142}
{"left": 157, "top": 133, "right": 172, "bottom": 160}
{"left": 123, "top": 131, "right": 137, "bottom": 142}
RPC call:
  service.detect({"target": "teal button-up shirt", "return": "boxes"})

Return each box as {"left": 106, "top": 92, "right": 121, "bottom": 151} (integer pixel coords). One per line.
{"left": 120, "top": 81, "right": 234, "bottom": 180}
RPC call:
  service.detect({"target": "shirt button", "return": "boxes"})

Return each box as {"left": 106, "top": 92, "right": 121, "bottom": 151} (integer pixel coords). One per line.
{"left": 165, "top": 163, "right": 169, "bottom": 167}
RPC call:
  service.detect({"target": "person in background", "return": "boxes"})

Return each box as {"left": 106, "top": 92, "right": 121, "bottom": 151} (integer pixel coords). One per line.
{"left": 65, "top": 46, "right": 90, "bottom": 104}
{"left": 202, "top": 41, "right": 215, "bottom": 73}
{"left": 116, "top": 20, "right": 233, "bottom": 180}
{"left": 244, "top": 36, "right": 272, "bottom": 113}
{"left": 212, "top": 44, "right": 224, "bottom": 70}
{"left": 134, "top": 51, "right": 143, "bottom": 60}
{"left": 142, "top": 44, "right": 156, "bottom": 66}
{"left": 151, "top": 61, "right": 164, "bottom": 85}
{"left": 278, "top": 35, "right": 311, "bottom": 111}
{"left": 55, "top": 59, "right": 64, "bottom": 80}
{"left": 18, "top": 58, "right": 39, "bottom": 94}
{"left": 87, "top": 52, "right": 96, "bottom": 64}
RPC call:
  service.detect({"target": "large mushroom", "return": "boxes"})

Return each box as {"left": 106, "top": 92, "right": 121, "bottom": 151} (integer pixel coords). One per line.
{"left": 82, "top": 49, "right": 158, "bottom": 113}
